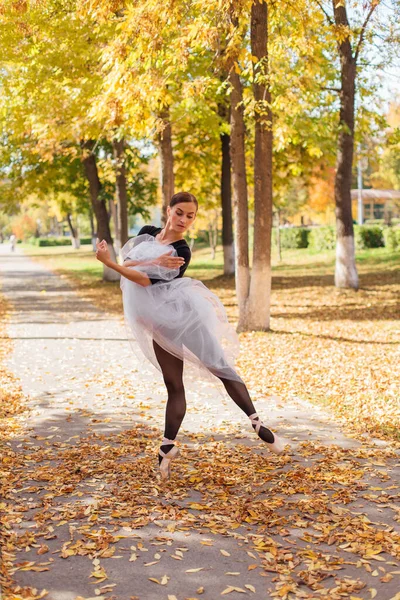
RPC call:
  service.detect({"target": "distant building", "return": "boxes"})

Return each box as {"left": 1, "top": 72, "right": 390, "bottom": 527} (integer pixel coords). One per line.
{"left": 351, "top": 189, "right": 400, "bottom": 224}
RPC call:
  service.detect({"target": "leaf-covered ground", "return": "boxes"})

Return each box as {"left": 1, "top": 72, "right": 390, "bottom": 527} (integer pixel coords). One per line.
{"left": 0, "top": 295, "right": 30, "bottom": 594}
{"left": 1, "top": 246, "right": 399, "bottom": 600}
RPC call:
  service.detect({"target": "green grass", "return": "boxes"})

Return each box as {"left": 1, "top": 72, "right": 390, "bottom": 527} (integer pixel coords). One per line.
{"left": 20, "top": 242, "right": 399, "bottom": 285}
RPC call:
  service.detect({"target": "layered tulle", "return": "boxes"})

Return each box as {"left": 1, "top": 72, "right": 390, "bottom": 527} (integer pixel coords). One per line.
{"left": 120, "top": 234, "right": 242, "bottom": 383}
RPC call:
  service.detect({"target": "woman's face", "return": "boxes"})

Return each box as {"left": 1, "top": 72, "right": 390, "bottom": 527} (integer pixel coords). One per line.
{"left": 167, "top": 202, "right": 197, "bottom": 233}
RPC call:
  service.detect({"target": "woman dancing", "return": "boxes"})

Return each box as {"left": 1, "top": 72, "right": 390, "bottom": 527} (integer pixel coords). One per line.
{"left": 96, "top": 191, "right": 285, "bottom": 480}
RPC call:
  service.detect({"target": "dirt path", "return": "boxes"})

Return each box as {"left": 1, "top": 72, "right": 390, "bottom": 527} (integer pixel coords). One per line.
{"left": 1, "top": 244, "right": 399, "bottom": 600}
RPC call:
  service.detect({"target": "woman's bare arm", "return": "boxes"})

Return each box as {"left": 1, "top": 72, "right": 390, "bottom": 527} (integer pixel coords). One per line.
{"left": 106, "top": 261, "right": 152, "bottom": 286}
{"left": 123, "top": 254, "right": 185, "bottom": 269}
{"left": 96, "top": 241, "right": 151, "bottom": 287}
{"left": 123, "top": 259, "right": 140, "bottom": 267}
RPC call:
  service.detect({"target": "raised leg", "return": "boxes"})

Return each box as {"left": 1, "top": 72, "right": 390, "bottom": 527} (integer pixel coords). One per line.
{"left": 181, "top": 326, "right": 286, "bottom": 453}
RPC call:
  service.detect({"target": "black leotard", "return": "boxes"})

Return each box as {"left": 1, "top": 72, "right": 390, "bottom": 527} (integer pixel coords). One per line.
{"left": 136, "top": 225, "right": 191, "bottom": 285}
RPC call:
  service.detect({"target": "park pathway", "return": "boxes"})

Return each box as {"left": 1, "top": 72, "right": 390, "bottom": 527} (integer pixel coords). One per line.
{"left": 0, "top": 244, "right": 399, "bottom": 600}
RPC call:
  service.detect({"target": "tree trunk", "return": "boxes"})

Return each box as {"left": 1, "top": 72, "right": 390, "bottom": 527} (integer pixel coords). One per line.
{"left": 157, "top": 108, "right": 175, "bottom": 225}
{"left": 208, "top": 226, "right": 216, "bottom": 260}
{"left": 243, "top": 0, "right": 273, "bottom": 331}
{"left": 229, "top": 67, "right": 250, "bottom": 323}
{"left": 81, "top": 141, "right": 120, "bottom": 282}
{"left": 332, "top": 1, "right": 358, "bottom": 289}
{"left": 89, "top": 208, "right": 97, "bottom": 251}
{"left": 109, "top": 198, "right": 119, "bottom": 250}
{"left": 276, "top": 209, "right": 282, "bottom": 262}
{"left": 113, "top": 138, "right": 129, "bottom": 249}
{"left": 218, "top": 101, "right": 235, "bottom": 275}
{"left": 208, "top": 211, "right": 218, "bottom": 260}
{"left": 66, "top": 213, "right": 80, "bottom": 249}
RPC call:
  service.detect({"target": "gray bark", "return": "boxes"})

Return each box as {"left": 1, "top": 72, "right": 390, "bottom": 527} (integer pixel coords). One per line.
{"left": 246, "top": 0, "right": 273, "bottom": 330}
{"left": 157, "top": 108, "right": 175, "bottom": 225}
{"left": 113, "top": 138, "right": 129, "bottom": 248}
{"left": 229, "top": 67, "right": 250, "bottom": 323}
{"left": 332, "top": 1, "right": 359, "bottom": 289}
{"left": 66, "top": 213, "right": 80, "bottom": 249}
{"left": 218, "top": 101, "right": 235, "bottom": 275}
{"left": 81, "top": 141, "right": 120, "bottom": 282}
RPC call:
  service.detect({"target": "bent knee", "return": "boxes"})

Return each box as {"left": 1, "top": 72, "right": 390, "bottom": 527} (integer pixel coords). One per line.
{"left": 164, "top": 379, "right": 185, "bottom": 396}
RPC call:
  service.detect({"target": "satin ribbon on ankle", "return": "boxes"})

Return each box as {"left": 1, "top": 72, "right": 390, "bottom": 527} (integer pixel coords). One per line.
{"left": 248, "top": 413, "right": 262, "bottom": 434}
{"left": 162, "top": 437, "right": 176, "bottom": 445}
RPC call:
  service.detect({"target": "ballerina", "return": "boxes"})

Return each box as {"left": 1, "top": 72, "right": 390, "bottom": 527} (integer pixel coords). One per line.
{"left": 96, "top": 191, "right": 286, "bottom": 480}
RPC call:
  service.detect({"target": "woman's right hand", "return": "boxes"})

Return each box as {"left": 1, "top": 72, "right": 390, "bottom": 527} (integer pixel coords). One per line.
{"left": 153, "top": 251, "right": 185, "bottom": 269}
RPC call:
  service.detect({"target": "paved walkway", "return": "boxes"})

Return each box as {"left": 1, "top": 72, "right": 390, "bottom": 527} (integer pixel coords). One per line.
{"left": 0, "top": 244, "right": 399, "bottom": 600}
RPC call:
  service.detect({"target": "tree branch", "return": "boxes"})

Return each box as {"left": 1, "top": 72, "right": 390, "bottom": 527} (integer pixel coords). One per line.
{"left": 320, "top": 86, "right": 341, "bottom": 92}
{"left": 314, "top": 0, "right": 334, "bottom": 27}
{"left": 354, "top": 1, "right": 381, "bottom": 64}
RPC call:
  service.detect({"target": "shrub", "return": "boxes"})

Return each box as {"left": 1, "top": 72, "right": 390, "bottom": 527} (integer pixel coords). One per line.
{"left": 27, "top": 237, "right": 72, "bottom": 247}
{"left": 354, "top": 225, "right": 384, "bottom": 249}
{"left": 273, "top": 227, "right": 310, "bottom": 249}
{"left": 383, "top": 227, "right": 400, "bottom": 252}
{"left": 27, "top": 236, "right": 94, "bottom": 247}
{"left": 308, "top": 226, "right": 336, "bottom": 251}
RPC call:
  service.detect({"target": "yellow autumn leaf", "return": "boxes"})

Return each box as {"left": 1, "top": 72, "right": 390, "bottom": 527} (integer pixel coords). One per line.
{"left": 188, "top": 503, "right": 206, "bottom": 510}
{"left": 90, "top": 568, "right": 107, "bottom": 580}
{"left": 245, "top": 584, "right": 256, "bottom": 593}
{"left": 75, "top": 597, "right": 106, "bottom": 600}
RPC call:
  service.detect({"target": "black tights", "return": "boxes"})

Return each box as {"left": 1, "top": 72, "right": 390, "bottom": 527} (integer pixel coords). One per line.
{"left": 153, "top": 341, "right": 274, "bottom": 461}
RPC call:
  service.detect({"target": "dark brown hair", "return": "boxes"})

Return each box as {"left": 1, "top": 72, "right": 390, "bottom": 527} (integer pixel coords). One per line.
{"left": 169, "top": 191, "right": 198, "bottom": 212}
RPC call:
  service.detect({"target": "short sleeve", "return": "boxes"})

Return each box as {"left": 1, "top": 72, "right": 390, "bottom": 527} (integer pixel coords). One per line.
{"left": 138, "top": 225, "right": 158, "bottom": 236}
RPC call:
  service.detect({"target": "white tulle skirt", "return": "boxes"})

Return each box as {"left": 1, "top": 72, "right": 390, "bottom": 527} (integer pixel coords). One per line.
{"left": 120, "top": 234, "right": 242, "bottom": 383}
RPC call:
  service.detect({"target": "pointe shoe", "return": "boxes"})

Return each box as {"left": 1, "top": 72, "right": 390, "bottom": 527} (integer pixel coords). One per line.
{"left": 249, "top": 413, "right": 287, "bottom": 455}
{"left": 158, "top": 441, "right": 180, "bottom": 480}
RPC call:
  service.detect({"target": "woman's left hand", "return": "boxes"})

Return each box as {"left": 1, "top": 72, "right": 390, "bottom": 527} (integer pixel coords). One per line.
{"left": 96, "top": 239, "right": 111, "bottom": 265}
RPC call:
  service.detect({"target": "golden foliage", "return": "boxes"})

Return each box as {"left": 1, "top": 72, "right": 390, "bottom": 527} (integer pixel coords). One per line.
{"left": 307, "top": 167, "right": 335, "bottom": 214}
